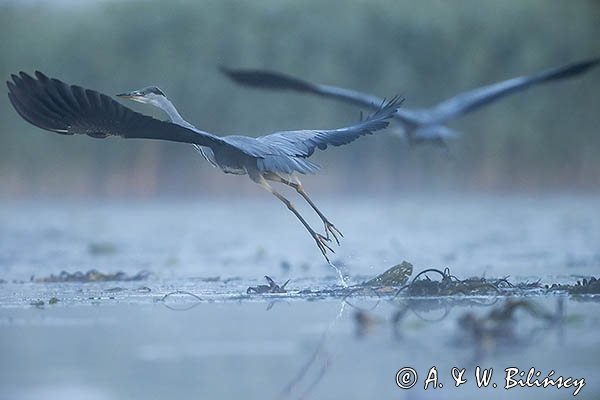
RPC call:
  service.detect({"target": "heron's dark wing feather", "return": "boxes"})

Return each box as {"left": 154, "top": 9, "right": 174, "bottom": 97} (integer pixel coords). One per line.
{"left": 429, "top": 58, "right": 600, "bottom": 123}
{"left": 221, "top": 66, "right": 387, "bottom": 110}
{"left": 255, "top": 96, "right": 402, "bottom": 158}
{"left": 7, "top": 71, "right": 223, "bottom": 148}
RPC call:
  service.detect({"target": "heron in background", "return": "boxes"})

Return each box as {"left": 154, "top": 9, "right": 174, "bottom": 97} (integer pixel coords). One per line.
{"left": 7, "top": 71, "right": 401, "bottom": 262}
{"left": 221, "top": 58, "right": 599, "bottom": 145}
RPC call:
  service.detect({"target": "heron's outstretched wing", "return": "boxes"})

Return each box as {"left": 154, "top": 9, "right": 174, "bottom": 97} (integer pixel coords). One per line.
{"left": 256, "top": 96, "right": 400, "bottom": 163}
{"left": 7, "top": 71, "right": 223, "bottom": 148}
{"left": 218, "top": 96, "right": 401, "bottom": 176}
{"left": 256, "top": 96, "right": 401, "bottom": 156}
{"left": 220, "top": 66, "right": 387, "bottom": 111}
{"left": 428, "top": 58, "right": 600, "bottom": 123}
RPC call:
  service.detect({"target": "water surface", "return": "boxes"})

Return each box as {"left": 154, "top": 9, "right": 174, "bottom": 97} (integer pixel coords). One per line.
{"left": 0, "top": 195, "right": 598, "bottom": 399}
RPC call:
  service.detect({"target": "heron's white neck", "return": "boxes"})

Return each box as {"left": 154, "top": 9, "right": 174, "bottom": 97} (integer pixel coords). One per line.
{"left": 152, "top": 96, "right": 195, "bottom": 129}
{"left": 150, "top": 95, "right": 219, "bottom": 167}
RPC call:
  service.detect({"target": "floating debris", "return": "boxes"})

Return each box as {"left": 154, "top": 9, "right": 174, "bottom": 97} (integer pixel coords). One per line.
{"left": 158, "top": 290, "right": 204, "bottom": 311}
{"left": 571, "top": 277, "right": 600, "bottom": 294}
{"left": 246, "top": 266, "right": 595, "bottom": 300}
{"left": 247, "top": 276, "right": 290, "bottom": 294}
{"left": 362, "top": 261, "right": 413, "bottom": 287}
{"left": 223, "top": 277, "right": 243, "bottom": 284}
{"left": 105, "top": 287, "right": 126, "bottom": 293}
{"left": 395, "top": 267, "right": 516, "bottom": 297}
{"left": 199, "top": 276, "right": 220, "bottom": 282}
{"left": 30, "top": 300, "right": 45, "bottom": 307}
{"left": 30, "top": 297, "right": 60, "bottom": 307}
{"left": 159, "top": 290, "right": 203, "bottom": 302}
{"left": 546, "top": 277, "right": 600, "bottom": 294}
{"left": 546, "top": 276, "right": 600, "bottom": 295}
{"left": 33, "top": 269, "right": 150, "bottom": 283}
{"left": 88, "top": 242, "right": 118, "bottom": 256}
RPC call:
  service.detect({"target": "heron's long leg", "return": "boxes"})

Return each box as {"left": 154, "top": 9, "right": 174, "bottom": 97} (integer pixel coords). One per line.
{"left": 259, "top": 180, "right": 334, "bottom": 262}
{"left": 265, "top": 174, "right": 343, "bottom": 245}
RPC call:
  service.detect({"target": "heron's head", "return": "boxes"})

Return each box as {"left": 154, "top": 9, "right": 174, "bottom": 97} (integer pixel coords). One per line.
{"left": 117, "top": 86, "right": 166, "bottom": 106}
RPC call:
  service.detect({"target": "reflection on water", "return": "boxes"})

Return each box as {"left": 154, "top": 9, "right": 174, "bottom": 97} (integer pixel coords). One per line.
{"left": 0, "top": 296, "right": 598, "bottom": 399}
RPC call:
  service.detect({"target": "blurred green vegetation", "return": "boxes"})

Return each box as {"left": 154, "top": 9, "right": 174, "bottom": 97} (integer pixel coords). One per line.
{"left": 1, "top": 0, "right": 599, "bottom": 197}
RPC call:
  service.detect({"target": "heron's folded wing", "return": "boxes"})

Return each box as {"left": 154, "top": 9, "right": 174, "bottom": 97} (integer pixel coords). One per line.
{"left": 428, "top": 58, "right": 600, "bottom": 123}
{"left": 7, "top": 71, "right": 222, "bottom": 148}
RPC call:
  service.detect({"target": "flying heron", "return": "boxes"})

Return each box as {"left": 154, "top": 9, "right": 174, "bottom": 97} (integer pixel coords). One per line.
{"left": 220, "top": 58, "right": 599, "bottom": 144}
{"left": 7, "top": 71, "right": 402, "bottom": 262}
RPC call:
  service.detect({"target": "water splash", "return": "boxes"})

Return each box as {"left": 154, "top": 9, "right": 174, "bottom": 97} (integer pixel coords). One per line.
{"left": 327, "top": 260, "right": 348, "bottom": 287}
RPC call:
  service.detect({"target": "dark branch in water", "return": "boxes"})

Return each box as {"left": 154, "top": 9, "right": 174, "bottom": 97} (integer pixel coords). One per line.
{"left": 546, "top": 276, "right": 600, "bottom": 295}
{"left": 247, "top": 276, "right": 290, "bottom": 294}
{"left": 159, "top": 290, "right": 204, "bottom": 311}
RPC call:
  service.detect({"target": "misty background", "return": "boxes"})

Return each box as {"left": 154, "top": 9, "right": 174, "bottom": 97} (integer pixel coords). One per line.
{"left": 1, "top": 0, "right": 599, "bottom": 198}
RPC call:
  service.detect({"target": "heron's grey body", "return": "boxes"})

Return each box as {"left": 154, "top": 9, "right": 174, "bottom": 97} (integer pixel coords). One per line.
{"left": 221, "top": 58, "right": 599, "bottom": 144}
{"left": 7, "top": 71, "right": 401, "bottom": 261}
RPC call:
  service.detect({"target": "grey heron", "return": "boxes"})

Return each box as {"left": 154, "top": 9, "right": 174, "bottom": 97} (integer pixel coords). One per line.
{"left": 220, "top": 58, "right": 599, "bottom": 144}
{"left": 7, "top": 71, "right": 401, "bottom": 262}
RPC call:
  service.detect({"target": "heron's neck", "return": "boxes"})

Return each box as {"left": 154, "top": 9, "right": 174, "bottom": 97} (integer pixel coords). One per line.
{"left": 154, "top": 96, "right": 195, "bottom": 129}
